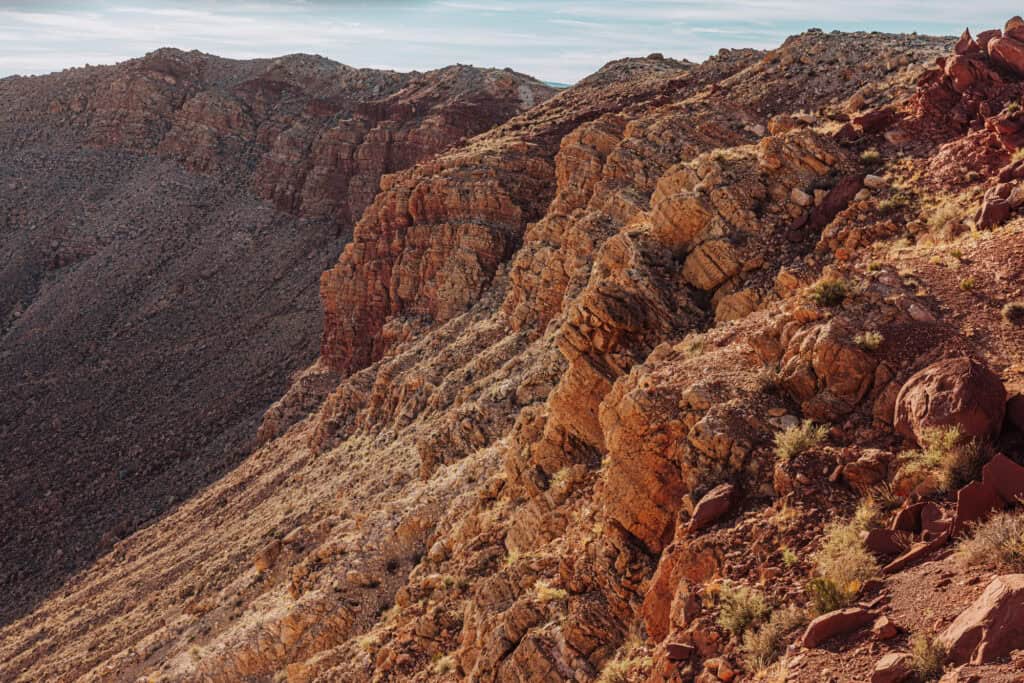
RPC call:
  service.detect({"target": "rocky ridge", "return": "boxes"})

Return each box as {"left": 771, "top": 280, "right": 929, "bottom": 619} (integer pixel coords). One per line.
{"left": 0, "top": 49, "right": 554, "bottom": 625}
{"left": 5, "top": 20, "right": 1024, "bottom": 683}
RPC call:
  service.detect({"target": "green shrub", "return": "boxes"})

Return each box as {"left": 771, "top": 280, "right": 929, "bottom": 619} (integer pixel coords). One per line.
{"left": 807, "top": 278, "right": 848, "bottom": 307}
{"left": 717, "top": 582, "right": 770, "bottom": 636}
{"left": 910, "top": 634, "right": 947, "bottom": 681}
{"left": 958, "top": 510, "right": 1024, "bottom": 572}
{"left": 809, "top": 518, "right": 879, "bottom": 613}
{"left": 774, "top": 420, "right": 828, "bottom": 462}
{"left": 741, "top": 604, "right": 807, "bottom": 671}
{"left": 959, "top": 276, "right": 976, "bottom": 291}
{"left": 900, "top": 426, "right": 985, "bottom": 493}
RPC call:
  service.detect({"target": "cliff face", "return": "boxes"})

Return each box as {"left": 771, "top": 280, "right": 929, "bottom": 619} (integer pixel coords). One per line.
{"left": 7, "top": 20, "right": 1024, "bottom": 683}
{"left": 0, "top": 50, "right": 554, "bottom": 626}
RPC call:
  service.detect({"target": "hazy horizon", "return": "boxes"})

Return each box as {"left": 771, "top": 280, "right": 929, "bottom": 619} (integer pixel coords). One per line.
{"left": 0, "top": 1, "right": 1018, "bottom": 83}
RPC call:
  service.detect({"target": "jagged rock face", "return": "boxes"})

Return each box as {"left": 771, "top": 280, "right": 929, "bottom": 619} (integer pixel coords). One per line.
{"left": 0, "top": 50, "right": 553, "bottom": 625}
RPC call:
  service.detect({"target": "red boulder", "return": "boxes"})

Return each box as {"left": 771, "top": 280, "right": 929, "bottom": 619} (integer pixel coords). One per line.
{"left": 894, "top": 357, "right": 1007, "bottom": 444}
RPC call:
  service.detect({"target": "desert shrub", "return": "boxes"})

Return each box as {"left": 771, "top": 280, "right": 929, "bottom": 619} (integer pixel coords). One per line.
{"left": 910, "top": 634, "right": 947, "bottom": 681}
{"left": 431, "top": 654, "right": 457, "bottom": 676}
{"left": 781, "top": 547, "right": 798, "bottom": 567}
{"left": 774, "top": 420, "right": 828, "bottom": 462}
{"left": 597, "top": 637, "right": 652, "bottom": 683}
{"left": 809, "top": 518, "right": 879, "bottom": 613}
{"left": 534, "top": 579, "right": 569, "bottom": 602}
{"left": 741, "top": 604, "right": 807, "bottom": 671}
{"left": 1002, "top": 300, "right": 1024, "bottom": 325}
{"left": 717, "top": 582, "right": 770, "bottom": 636}
{"left": 1013, "top": 147, "right": 1024, "bottom": 163}
{"left": 807, "top": 278, "right": 848, "bottom": 307}
{"left": 860, "top": 148, "right": 882, "bottom": 166}
{"left": 959, "top": 276, "right": 976, "bottom": 291}
{"left": 854, "top": 330, "right": 883, "bottom": 351}
{"left": 958, "top": 510, "right": 1024, "bottom": 572}
{"left": 926, "top": 200, "right": 960, "bottom": 232}
{"left": 1004, "top": 101, "right": 1022, "bottom": 115}
{"left": 900, "top": 426, "right": 985, "bottom": 493}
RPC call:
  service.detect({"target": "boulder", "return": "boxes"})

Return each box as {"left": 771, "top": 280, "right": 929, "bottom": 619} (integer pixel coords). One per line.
{"left": 938, "top": 574, "right": 1024, "bottom": 664}
{"left": 989, "top": 36, "right": 1024, "bottom": 77}
{"left": 977, "top": 195, "right": 1012, "bottom": 229}
{"left": 687, "top": 483, "right": 736, "bottom": 533}
{"left": 954, "top": 29, "right": 980, "bottom": 55}
{"left": 801, "top": 607, "right": 874, "bottom": 648}
{"left": 977, "top": 29, "right": 1002, "bottom": 53}
{"left": 1006, "top": 16, "right": 1024, "bottom": 41}
{"left": 894, "top": 358, "right": 1007, "bottom": 444}
{"left": 871, "top": 652, "right": 914, "bottom": 683}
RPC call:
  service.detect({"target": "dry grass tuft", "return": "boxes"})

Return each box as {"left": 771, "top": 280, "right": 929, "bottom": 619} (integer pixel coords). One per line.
{"left": 774, "top": 420, "right": 828, "bottom": 462}
{"left": 958, "top": 510, "right": 1024, "bottom": 572}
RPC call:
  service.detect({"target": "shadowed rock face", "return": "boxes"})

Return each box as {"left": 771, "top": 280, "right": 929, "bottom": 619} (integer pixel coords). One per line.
{"left": 0, "top": 49, "right": 554, "bottom": 625}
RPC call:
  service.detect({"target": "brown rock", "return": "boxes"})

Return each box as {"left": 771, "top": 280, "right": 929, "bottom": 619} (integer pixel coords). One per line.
{"left": 981, "top": 453, "right": 1024, "bottom": 505}
{"left": 872, "top": 615, "right": 900, "bottom": 640}
{"left": 882, "top": 531, "right": 950, "bottom": 574}
{"left": 977, "top": 29, "right": 1002, "bottom": 53}
{"left": 666, "top": 642, "right": 694, "bottom": 661}
{"left": 871, "top": 652, "right": 914, "bottom": 683}
{"left": 894, "top": 358, "right": 1007, "bottom": 444}
{"left": 988, "top": 36, "right": 1024, "bottom": 77}
{"left": 938, "top": 574, "right": 1024, "bottom": 664}
{"left": 976, "top": 196, "right": 1012, "bottom": 229}
{"left": 951, "top": 479, "right": 1004, "bottom": 536}
{"left": 1006, "top": 16, "right": 1024, "bottom": 41}
{"left": 955, "top": 29, "right": 980, "bottom": 55}
{"left": 866, "top": 528, "right": 908, "bottom": 556}
{"left": 687, "top": 483, "right": 736, "bottom": 533}
{"left": 801, "top": 607, "right": 874, "bottom": 648}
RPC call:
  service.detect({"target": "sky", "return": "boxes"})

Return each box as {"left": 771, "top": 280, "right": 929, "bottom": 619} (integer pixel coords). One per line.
{"left": 0, "top": 1, "right": 1019, "bottom": 84}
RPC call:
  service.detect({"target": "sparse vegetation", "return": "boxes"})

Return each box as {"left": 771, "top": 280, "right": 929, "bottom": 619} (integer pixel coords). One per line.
{"left": 717, "top": 582, "right": 770, "bottom": 636}
{"left": 597, "top": 636, "right": 652, "bottom": 683}
{"left": 741, "top": 604, "right": 807, "bottom": 671}
{"left": 1004, "top": 100, "right": 1022, "bottom": 115}
{"left": 958, "top": 509, "right": 1024, "bottom": 572}
{"left": 781, "top": 547, "right": 799, "bottom": 567}
{"left": 899, "top": 426, "right": 985, "bottom": 493}
{"left": 1002, "top": 300, "right": 1024, "bottom": 325}
{"left": 860, "top": 148, "right": 882, "bottom": 166}
{"left": 959, "top": 276, "right": 976, "bottom": 291}
{"left": 909, "top": 634, "right": 947, "bottom": 681}
{"left": 774, "top": 420, "right": 828, "bottom": 462}
{"left": 809, "top": 515, "right": 880, "bottom": 614}
{"left": 1013, "top": 147, "right": 1024, "bottom": 164}
{"left": 807, "top": 278, "right": 848, "bottom": 307}
{"left": 534, "top": 579, "right": 569, "bottom": 602}
{"left": 926, "top": 200, "right": 961, "bottom": 232}
{"left": 854, "top": 330, "right": 883, "bottom": 351}
{"left": 431, "top": 654, "right": 458, "bottom": 676}
{"left": 503, "top": 548, "right": 522, "bottom": 566}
